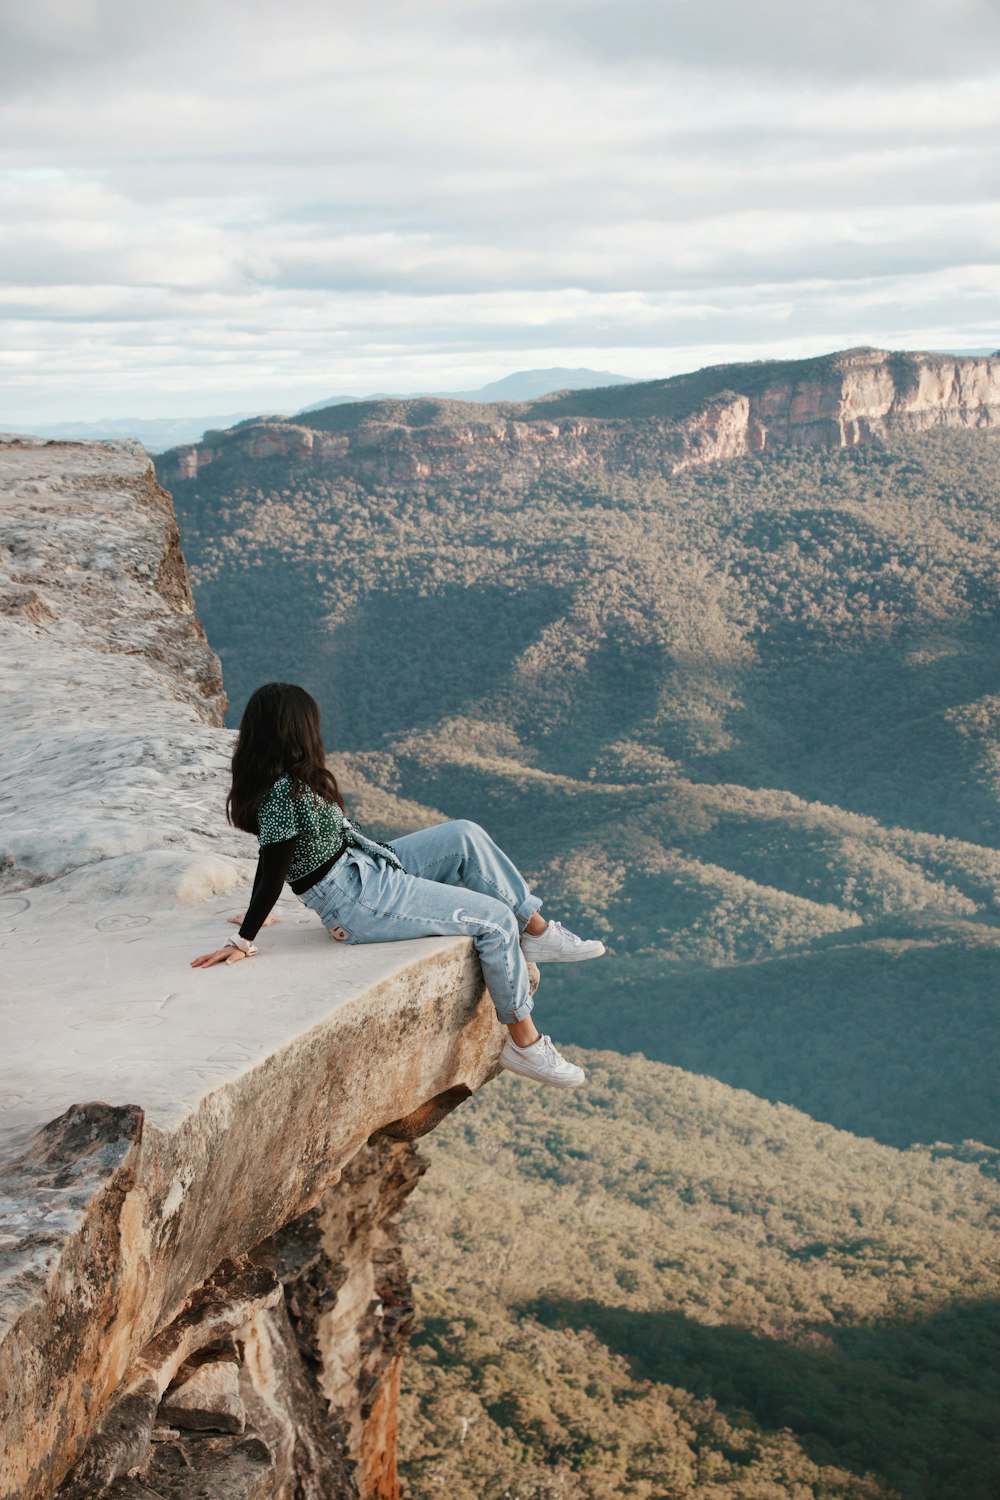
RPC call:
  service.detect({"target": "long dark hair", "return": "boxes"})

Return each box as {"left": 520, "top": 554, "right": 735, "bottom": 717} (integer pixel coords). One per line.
{"left": 227, "top": 682, "right": 345, "bottom": 834}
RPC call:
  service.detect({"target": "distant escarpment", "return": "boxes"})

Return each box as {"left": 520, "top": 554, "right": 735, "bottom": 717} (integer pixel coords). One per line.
{"left": 158, "top": 348, "right": 1000, "bottom": 487}
{"left": 157, "top": 400, "right": 1000, "bottom": 1161}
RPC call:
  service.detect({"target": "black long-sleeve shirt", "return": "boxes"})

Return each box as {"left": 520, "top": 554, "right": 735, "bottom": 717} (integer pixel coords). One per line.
{"left": 238, "top": 838, "right": 297, "bottom": 942}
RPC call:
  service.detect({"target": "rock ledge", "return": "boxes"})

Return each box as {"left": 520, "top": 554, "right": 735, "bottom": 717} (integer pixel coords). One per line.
{"left": 0, "top": 441, "right": 500, "bottom": 1499}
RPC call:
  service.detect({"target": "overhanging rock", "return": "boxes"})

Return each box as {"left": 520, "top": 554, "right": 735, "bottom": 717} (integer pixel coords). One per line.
{"left": 0, "top": 440, "right": 506, "bottom": 1498}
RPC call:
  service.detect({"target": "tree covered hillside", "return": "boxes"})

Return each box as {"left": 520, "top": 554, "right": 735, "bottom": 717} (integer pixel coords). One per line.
{"left": 398, "top": 1051, "right": 1000, "bottom": 1500}
{"left": 167, "top": 429, "right": 1000, "bottom": 1149}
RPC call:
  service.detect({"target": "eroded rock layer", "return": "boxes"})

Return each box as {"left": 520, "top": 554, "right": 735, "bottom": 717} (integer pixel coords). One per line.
{"left": 0, "top": 440, "right": 501, "bottom": 1499}
{"left": 157, "top": 347, "right": 1000, "bottom": 490}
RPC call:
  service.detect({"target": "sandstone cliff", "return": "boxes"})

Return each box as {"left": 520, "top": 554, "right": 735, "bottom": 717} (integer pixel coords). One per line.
{"left": 157, "top": 348, "right": 1000, "bottom": 489}
{"left": 0, "top": 440, "right": 505, "bottom": 1499}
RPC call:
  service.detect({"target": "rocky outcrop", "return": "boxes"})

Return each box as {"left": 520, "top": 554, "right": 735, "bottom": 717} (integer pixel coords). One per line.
{"left": 0, "top": 437, "right": 225, "bottom": 724}
{"left": 0, "top": 441, "right": 507, "bottom": 1498}
{"left": 733, "top": 347, "right": 1000, "bottom": 452}
{"left": 158, "top": 348, "right": 1000, "bottom": 489}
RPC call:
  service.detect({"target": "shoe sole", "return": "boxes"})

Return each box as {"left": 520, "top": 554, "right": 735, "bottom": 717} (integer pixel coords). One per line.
{"left": 501, "top": 1062, "right": 585, "bottom": 1087}
{"left": 520, "top": 943, "right": 606, "bottom": 963}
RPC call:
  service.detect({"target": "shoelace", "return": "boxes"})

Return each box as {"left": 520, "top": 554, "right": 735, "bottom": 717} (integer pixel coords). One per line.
{"left": 548, "top": 920, "right": 581, "bottom": 945}
{"left": 538, "top": 1035, "right": 563, "bottom": 1066}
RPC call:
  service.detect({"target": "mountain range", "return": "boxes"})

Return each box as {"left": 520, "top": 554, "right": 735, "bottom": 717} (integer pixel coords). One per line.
{"left": 159, "top": 346, "right": 1000, "bottom": 485}
{"left": 154, "top": 343, "right": 1000, "bottom": 1497}
{"left": 158, "top": 344, "right": 1000, "bottom": 1154}
{"left": 295, "top": 366, "right": 637, "bottom": 414}
{"left": 7, "top": 368, "right": 636, "bottom": 453}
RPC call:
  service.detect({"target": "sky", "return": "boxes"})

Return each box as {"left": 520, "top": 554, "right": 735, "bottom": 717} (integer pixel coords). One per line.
{"left": 2, "top": 0, "right": 999, "bottom": 423}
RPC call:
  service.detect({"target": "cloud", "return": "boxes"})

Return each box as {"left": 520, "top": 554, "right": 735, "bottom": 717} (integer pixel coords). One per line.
{"left": 0, "top": 0, "right": 998, "bottom": 421}
{"left": 474, "top": 0, "right": 1000, "bottom": 81}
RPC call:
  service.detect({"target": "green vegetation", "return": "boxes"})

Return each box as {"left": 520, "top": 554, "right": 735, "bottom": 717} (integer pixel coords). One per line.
{"left": 164, "top": 407, "right": 1000, "bottom": 1495}
{"left": 398, "top": 1051, "right": 1000, "bottom": 1499}
{"left": 168, "top": 427, "right": 1000, "bottom": 1149}
{"left": 233, "top": 347, "right": 877, "bottom": 431}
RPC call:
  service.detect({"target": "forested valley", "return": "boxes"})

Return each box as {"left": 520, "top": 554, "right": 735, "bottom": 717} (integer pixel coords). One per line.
{"left": 400, "top": 1053, "right": 998, "bottom": 1499}
{"left": 163, "top": 402, "right": 1000, "bottom": 1498}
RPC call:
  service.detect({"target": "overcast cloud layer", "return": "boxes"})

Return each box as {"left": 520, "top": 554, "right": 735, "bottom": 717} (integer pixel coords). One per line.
{"left": 2, "top": 0, "right": 999, "bottom": 422}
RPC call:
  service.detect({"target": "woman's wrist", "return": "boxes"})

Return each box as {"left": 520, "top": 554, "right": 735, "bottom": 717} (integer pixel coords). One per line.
{"left": 226, "top": 934, "right": 258, "bottom": 956}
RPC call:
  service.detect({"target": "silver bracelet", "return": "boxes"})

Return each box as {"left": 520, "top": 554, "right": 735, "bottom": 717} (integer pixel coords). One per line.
{"left": 225, "top": 935, "right": 258, "bottom": 957}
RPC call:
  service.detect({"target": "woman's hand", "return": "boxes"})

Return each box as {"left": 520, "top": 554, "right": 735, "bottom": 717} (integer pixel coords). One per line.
{"left": 227, "top": 912, "right": 276, "bottom": 927}
{"left": 191, "top": 946, "right": 247, "bottom": 968}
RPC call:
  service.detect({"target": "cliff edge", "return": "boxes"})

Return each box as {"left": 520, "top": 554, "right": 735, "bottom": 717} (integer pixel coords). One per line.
{"left": 156, "top": 347, "right": 1000, "bottom": 488}
{"left": 0, "top": 440, "right": 503, "bottom": 1499}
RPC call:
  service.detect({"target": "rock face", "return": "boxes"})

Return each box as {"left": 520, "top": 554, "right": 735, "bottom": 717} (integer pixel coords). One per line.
{"left": 157, "top": 348, "right": 1000, "bottom": 489}
{"left": 0, "top": 437, "right": 225, "bottom": 725}
{"left": 0, "top": 440, "right": 505, "bottom": 1498}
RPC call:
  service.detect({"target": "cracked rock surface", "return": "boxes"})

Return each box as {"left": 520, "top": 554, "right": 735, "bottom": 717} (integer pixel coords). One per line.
{"left": 0, "top": 441, "right": 502, "bottom": 1499}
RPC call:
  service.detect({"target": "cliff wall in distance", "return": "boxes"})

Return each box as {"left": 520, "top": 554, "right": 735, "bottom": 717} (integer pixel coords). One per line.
{"left": 157, "top": 348, "right": 1000, "bottom": 487}
{"left": 158, "top": 395, "right": 1000, "bottom": 1161}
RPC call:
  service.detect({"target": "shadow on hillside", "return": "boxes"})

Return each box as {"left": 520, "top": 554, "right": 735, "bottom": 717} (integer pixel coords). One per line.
{"left": 191, "top": 556, "right": 372, "bottom": 730}
{"left": 312, "top": 583, "right": 574, "bottom": 746}
{"left": 521, "top": 1295, "right": 1000, "bottom": 1500}
{"left": 526, "top": 634, "right": 668, "bottom": 779}
{"left": 716, "top": 626, "right": 1000, "bottom": 845}
{"left": 543, "top": 933, "right": 1000, "bottom": 1150}
{"left": 207, "top": 576, "right": 573, "bottom": 737}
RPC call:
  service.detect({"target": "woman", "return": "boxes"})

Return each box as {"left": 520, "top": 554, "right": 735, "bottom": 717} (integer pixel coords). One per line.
{"left": 191, "top": 683, "right": 604, "bottom": 1088}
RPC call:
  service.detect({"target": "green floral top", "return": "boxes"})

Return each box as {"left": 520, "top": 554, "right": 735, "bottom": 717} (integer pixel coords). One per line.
{"left": 257, "top": 774, "right": 402, "bottom": 883}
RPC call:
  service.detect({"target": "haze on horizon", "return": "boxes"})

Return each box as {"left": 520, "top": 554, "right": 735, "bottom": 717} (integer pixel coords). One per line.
{"left": 2, "top": 0, "right": 999, "bottom": 426}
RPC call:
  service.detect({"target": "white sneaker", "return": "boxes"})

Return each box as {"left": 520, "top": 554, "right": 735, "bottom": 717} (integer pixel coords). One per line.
{"left": 521, "top": 920, "right": 605, "bottom": 963}
{"left": 500, "top": 1034, "right": 585, "bottom": 1088}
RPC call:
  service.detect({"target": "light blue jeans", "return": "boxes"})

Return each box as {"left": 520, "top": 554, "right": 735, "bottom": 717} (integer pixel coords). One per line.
{"left": 297, "top": 820, "right": 543, "bottom": 1024}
